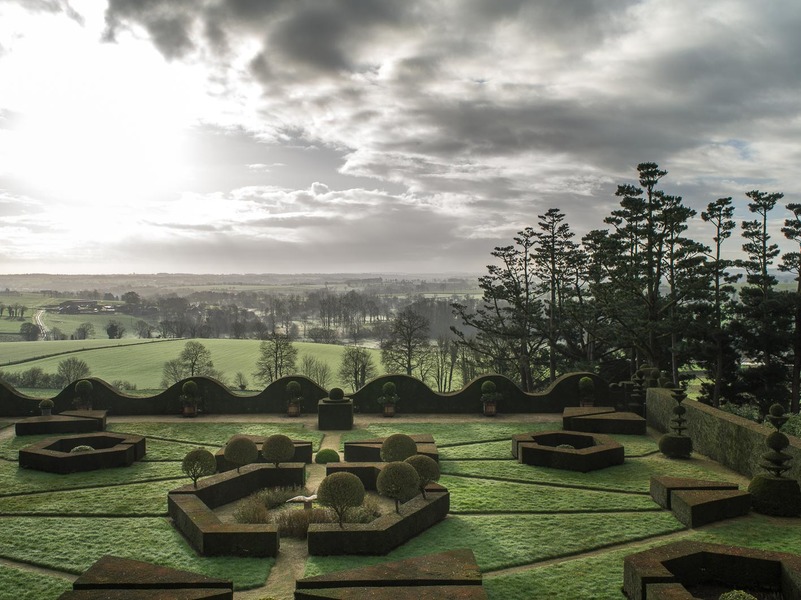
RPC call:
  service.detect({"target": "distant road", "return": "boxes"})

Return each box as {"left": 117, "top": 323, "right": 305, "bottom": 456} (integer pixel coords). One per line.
{"left": 33, "top": 309, "right": 49, "bottom": 340}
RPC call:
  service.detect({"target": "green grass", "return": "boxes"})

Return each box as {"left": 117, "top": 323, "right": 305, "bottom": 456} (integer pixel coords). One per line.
{"left": 0, "top": 339, "right": 383, "bottom": 390}
{"left": 440, "top": 455, "right": 737, "bottom": 493}
{"left": 0, "top": 479, "right": 175, "bottom": 515}
{"left": 304, "top": 511, "right": 684, "bottom": 575}
{"left": 108, "top": 422, "right": 324, "bottom": 452}
{"left": 41, "top": 313, "right": 149, "bottom": 341}
{"left": 0, "top": 516, "right": 271, "bottom": 590}
{"left": 442, "top": 475, "right": 659, "bottom": 513}
{"left": 341, "top": 421, "right": 560, "bottom": 448}
{"left": 0, "top": 563, "right": 72, "bottom": 600}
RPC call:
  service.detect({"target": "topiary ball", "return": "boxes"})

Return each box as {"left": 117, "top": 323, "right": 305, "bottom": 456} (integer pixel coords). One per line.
{"left": 261, "top": 434, "right": 295, "bottom": 467}
{"left": 328, "top": 387, "right": 345, "bottom": 402}
{"left": 286, "top": 380, "right": 302, "bottom": 397}
{"left": 182, "top": 380, "right": 198, "bottom": 397}
{"left": 404, "top": 454, "right": 439, "bottom": 495}
{"left": 748, "top": 474, "right": 801, "bottom": 517}
{"left": 224, "top": 436, "right": 259, "bottom": 471}
{"left": 480, "top": 380, "right": 496, "bottom": 395}
{"left": 718, "top": 591, "right": 758, "bottom": 600}
{"left": 315, "top": 448, "right": 341, "bottom": 464}
{"left": 380, "top": 433, "right": 418, "bottom": 462}
{"left": 75, "top": 379, "right": 93, "bottom": 396}
{"left": 317, "top": 471, "right": 365, "bottom": 526}
{"left": 377, "top": 461, "right": 420, "bottom": 510}
{"left": 70, "top": 445, "right": 94, "bottom": 453}
{"left": 769, "top": 403, "right": 785, "bottom": 418}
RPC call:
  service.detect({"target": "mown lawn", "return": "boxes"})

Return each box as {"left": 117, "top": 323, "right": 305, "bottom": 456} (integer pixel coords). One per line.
{"left": 0, "top": 339, "right": 383, "bottom": 390}
{"left": 0, "top": 419, "right": 791, "bottom": 600}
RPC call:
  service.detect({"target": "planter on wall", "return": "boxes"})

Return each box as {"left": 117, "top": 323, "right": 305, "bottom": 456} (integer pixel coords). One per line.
{"left": 287, "top": 403, "right": 301, "bottom": 417}
{"left": 483, "top": 402, "right": 497, "bottom": 417}
{"left": 383, "top": 404, "right": 396, "bottom": 417}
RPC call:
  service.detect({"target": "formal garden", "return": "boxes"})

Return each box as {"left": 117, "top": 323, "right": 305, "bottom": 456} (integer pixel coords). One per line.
{"left": 0, "top": 372, "right": 799, "bottom": 599}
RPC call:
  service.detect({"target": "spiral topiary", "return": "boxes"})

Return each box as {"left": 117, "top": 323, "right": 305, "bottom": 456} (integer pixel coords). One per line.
{"left": 181, "top": 447, "right": 216, "bottom": 488}
{"left": 377, "top": 461, "right": 420, "bottom": 513}
{"left": 380, "top": 433, "right": 417, "bottom": 462}
{"left": 317, "top": 471, "right": 365, "bottom": 528}
{"left": 658, "top": 388, "right": 692, "bottom": 459}
{"left": 314, "top": 448, "right": 341, "bottom": 464}
{"left": 748, "top": 403, "right": 801, "bottom": 517}
{"left": 261, "top": 434, "right": 295, "bottom": 467}
{"left": 404, "top": 454, "right": 439, "bottom": 499}
{"left": 224, "top": 436, "right": 259, "bottom": 473}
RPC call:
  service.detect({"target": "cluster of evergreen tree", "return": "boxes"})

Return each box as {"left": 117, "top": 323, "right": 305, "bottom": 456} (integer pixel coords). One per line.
{"left": 453, "top": 162, "right": 801, "bottom": 414}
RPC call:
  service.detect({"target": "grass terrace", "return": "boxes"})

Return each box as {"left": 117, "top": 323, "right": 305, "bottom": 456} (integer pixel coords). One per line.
{"left": 0, "top": 414, "right": 794, "bottom": 599}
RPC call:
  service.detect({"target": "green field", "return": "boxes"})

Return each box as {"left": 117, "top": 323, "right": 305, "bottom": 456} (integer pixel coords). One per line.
{"left": 0, "top": 339, "right": 383, "bottom": 390}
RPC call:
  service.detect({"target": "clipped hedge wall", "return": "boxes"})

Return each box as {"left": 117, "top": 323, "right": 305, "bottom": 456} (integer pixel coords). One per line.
{"left": 0, "top": 372, "right": 609, "bottom": 417}
{"left": 646, "top": 388, "right": 801, "bottom": 479}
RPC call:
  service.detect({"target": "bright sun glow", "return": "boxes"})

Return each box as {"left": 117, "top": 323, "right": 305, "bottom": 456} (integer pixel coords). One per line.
{"left": 0, "top": 5, "right": 197, "bottom": 214}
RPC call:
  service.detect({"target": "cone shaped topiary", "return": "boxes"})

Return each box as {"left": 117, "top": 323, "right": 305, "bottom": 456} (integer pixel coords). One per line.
{"left": 748, "top": 403, "right": 801, "bottom": 517}
{"left": 659, "top": 388, "right": 692, "bottom": 459}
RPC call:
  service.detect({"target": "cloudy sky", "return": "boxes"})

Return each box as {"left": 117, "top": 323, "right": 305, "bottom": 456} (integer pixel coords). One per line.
{"left": 1, "top": 0, "right": 800, "bottom": 275}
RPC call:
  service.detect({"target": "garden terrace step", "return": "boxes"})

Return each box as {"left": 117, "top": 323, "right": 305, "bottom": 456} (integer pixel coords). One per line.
{"left": 649, "top": 476, "right": 740, "bottom": 509}
{"left": 15, "top": 410, "right": 108, "bottom": 436}
{"left": 168, "top": 463, "right": 301, "bottom": 556}
{"left": 670, "top": 489, "right": 751, "bottom": 528}
{"left": 343, "top": 434, "right": 439, "bottom": 462}
{"left": 58, "top": 554, "right": 233, "bottom": 599}
{"left": 562, "top": 407, "right": 646, "bottom": 435}
{"left": 19, "top": 432, "right": 145, "bottom": 474}
{"left": 214, "top": 434, "right": 313, "bottom": 472}
{"left": 623, "top": 540, "right": 801, "bottom": 600}
{"left": 295, "top": 548, "right": 486, "bottom": 599}
{"left": 512, "top": 430, "right": 624, "bottom": 472}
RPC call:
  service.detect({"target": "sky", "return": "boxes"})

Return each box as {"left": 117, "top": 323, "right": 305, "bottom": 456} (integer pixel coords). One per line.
{"left": 0, "top": 0, "right": 800, "bottom": 275}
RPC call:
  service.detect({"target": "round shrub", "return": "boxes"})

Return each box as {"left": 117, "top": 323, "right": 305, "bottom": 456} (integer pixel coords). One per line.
{"left": 578, "top": 376, "right": 594, "bottom": 394}
{"left": 224, "top": 436, "right": 259, "bottom": 473}
{"left": 317, "top": 471, "right": 365, "bottom": 528}
{"left": 404, "top": 454, "right": 440, "bottom": 498}
{"left": 39, "top": 399, "right": 54, "bottom": 409}
{"left": 182, "top": 380, "right": 198, "bottom": 397}
{"left": 75, "top": 379, "right": 93, "bottom": 397}
{"left": 718, "top": 591, "right": 757, "bottom": 600}
{"left": 70, "top": 445, "right": 94, "bottom": 453}
{"left": 315, "top": 448, "right": 341, "bottom": 464}
{"left": 181, "top": 447, "right": 216, "bottom": 488}
{"left": 261, "top": 434, "right": 295, "bottom": 467}
{"left": 377, "top": 381, "right": 399, "bottom": 406}
{"left": 556, "top": 444, "right": 576, "bottom": 450}
{"left": 380, "top": 433, "right": 417, "bottom": 462}
{"left": 328, "top": 387, "right": 345, "bottom": 401}
{"left": 377, "top": 461, "right": 420, "bottom": 513}
{"left": 286, "top": 380, "right": 302, "bottom": 397}
{"left": 480, "top": 380, "right": 496, "bottom": 395}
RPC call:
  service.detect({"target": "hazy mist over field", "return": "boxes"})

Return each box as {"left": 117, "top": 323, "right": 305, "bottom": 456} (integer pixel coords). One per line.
{"left": 1, "top": 1, "right": 801, "bottom": 274}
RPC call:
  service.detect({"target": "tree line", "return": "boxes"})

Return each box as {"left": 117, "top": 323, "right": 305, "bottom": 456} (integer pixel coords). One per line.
{"left": 451, "top": 162, "right": 801, "bottom": 414}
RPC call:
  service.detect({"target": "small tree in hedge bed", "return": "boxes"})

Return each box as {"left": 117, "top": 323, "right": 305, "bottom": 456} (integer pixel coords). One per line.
{"left": 261, "top": 434, "right": 295, "bottom": 467}
{"left": 404, "top": 454, "right": 439, "bottom": 499}
{"left": 224, "top": 436, "right": 259, "bottom": 473}
{"left": 317, "top": 471, "right": 365, "bottom": 528}
{"left": 377, "top": 461, "right": 420, "bottom": 513}
{"left": 182, "top": 448, "right": 216, "bottom": 488}
{"left": 380, "top": 433, "right": 417, "bottom": 462}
